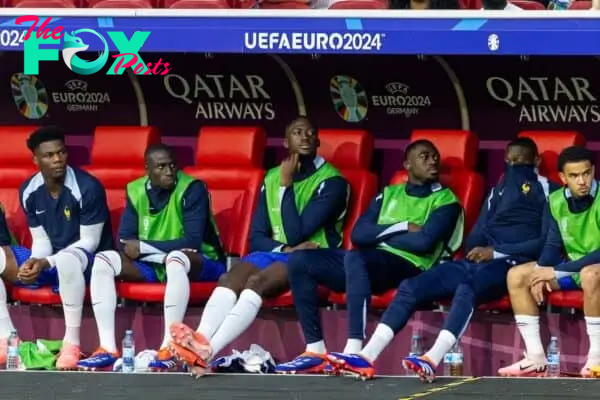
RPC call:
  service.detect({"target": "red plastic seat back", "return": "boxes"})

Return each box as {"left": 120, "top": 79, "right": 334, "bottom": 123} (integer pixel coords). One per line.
{"left": 518, "top": 130, "right": 585, "bottom": 184}
{"left": 410, "top": 129, "right": 479, "bottom": 171}
{"left": 340, "top": 170, "right": 378, "bottom": 249}
{"left": 318, "top": 129, "right": 373, "bottom": 169}
{"left": 390, "top": 169, "right": 485, "bottom": 240}
{"left": 511, "top": 0, "right": 545, "bottom": 8}
{"left": 185, "top": 126, "right": 267, "bottom": 256}
{"left": 195, "top": 126, "right": 266, "bottom": 169}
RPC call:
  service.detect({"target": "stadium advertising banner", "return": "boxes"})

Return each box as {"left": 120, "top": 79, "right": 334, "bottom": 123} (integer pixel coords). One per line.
{"left": 2, "top": 52, "right": 600, "bottom": 140}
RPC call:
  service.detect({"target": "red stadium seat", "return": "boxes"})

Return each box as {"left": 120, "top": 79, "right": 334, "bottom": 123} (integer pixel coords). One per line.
{"left": 13, "top": 0, "right": 75, "bottom": 6}
{"left": 92, "top": 0, "right": 152, "bottom": 6}
{"left": 548, "top": 290, "right": 583, "bottom": 309}
{"left": 83, "top": 126, "right": 161, "bottom": 236}
{"left": 260, "top": 1, "right": 310, "bottom": 7}
{"left": 410, "top": 129, "right": 479, "bottom": 171}
{"left": 266, "top": 130, "right": 377, "bottom": 307}
{"left": 12, "top": 287, "right": 91, "bottom": 305}
{"left": 510, "top": 0, "right": 545, "bottom": 8}
{"left": 518, "top": 130, "right": 585, "bottom": 185}
{"left": 0, "top": 126, "right": 39, "bottom": 246}
{"left": 329, "top": 0, "right": 388, "bottom": 8}
{"left": 120, "top": 126, "right": 266, "bottom": 304}
{"left": 569, "top": 0, "right": 591, "bottom": 8}
{"left": 167, "top": 0, "right": 229, "bottom": 7}
{"left": 318, "top": 129, "right": 373, "bottom": 170}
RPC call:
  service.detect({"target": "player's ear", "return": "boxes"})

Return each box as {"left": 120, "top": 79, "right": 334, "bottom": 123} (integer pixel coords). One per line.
{"left": 32, "top": 154, "right": 39, "bottom": 167}
{"left": 283, "top": 138, "right": 289, "bottom": 150}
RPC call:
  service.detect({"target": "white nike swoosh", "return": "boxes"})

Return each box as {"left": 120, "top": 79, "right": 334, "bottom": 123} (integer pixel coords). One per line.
{"left": 35, "top": 210, "right": 46, "bottom": 215}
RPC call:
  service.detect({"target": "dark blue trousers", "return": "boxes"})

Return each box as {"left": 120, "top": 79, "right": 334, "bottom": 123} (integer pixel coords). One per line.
{"left": 380, "top": 257, "right": 525, "bottom": 338}
{"left": 287, "top": 248, "right": 421, "bottom": 344}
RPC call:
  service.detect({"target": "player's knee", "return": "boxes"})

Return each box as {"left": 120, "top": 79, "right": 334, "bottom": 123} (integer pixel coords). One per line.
{"left": 166, "top": 250, "right": 191, "bottom": 275}
{"left": 396, "top": 278, "right": 418, "bottom": 305}
{"left": 581, "top": 266, "right": 600, "bottom": 291}
{"left": 507, "top": 263, "right": 533, "bottom": 290}
{"left": 165, "top": 251, "right": 190, "bottom": 279}
{"left": 244, "top": 273, "right": 268, "bottom": 296}
{"left": 343, "top": 250, "right": 366, "bottom": 274}
{"left": 54, "top": 248, "right": 88, "bottom": 278}
{"left": 287, "top": 250, "right": 310, "bottom": 277}
{"left": 92, "top": 250, "right": 121, "bottom": 278}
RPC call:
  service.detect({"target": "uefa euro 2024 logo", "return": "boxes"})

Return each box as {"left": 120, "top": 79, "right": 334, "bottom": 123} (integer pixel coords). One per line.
{"left": 17, "top": 15, "right": 172, "bottom": 76}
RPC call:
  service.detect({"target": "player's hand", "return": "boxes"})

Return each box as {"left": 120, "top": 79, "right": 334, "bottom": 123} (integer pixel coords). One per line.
{"left": 280, "top": 153, "right": 299, "bottom": 187}
{"left": 530, "top": 280, "right": 552, "bottom": 305}
{"left": 407, "top": 223, "right": 422, "bottom": 232}
{"left": 466, "top": 246, "right": 494, "bottom": 263}
{"left": 529, "top": 266, "right": 556, "bottom": 287}
{"left": 18, "top": 258, "right": 49, "bottom": 284}
{"left": 121, "top": 239, "right": 141, "bottom": 259}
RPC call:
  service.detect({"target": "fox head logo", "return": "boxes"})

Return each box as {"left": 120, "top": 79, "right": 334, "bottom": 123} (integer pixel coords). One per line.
{"left": 62, "top": 29, "right": 109, "bottom": 75}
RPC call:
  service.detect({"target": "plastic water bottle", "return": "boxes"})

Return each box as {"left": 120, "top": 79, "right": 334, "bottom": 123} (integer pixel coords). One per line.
{"left": 443, "top": 352, "right": 454, "bottom": 376}
{"left": 6, "top": 330, "right": 20, "bottom": 370}
{"left": 450, "top": 342, "right": 464, "bottom": 376}
{"left": 122, "top": 330, "right": 135, "bottom": 373}
{"left": 547, "top": 336, "right": 560, "bottom": 378}
{"left": 548, "top": 0, "right": 572, "bottom": 9}
{"left": 406, "top": 334, "right": 423, "bottom": 375}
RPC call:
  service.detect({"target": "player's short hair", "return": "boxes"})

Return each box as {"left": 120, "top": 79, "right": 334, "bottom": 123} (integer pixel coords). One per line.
{"left": 558, "top": 146, "right": 595, "bottom": 173}
{"left": 285, "top": 117, "right": 317, "bottom": 137}
{"left": 404, "top": 139, "right": 437, "bottom": 161}
{"left": 144, "top": 143, "right": 174, "bottom": 162}
{"left": 26, "top": 126, "right": 66, "bottom": 153}
{"left": 507, "top": 137, "right": 539, "bottom": 157}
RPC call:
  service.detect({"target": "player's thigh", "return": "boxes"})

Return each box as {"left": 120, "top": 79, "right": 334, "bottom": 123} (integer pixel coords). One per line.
{"left": 185, "top": 252, "right": 225, "bottom": 283}
{"left": 119, "top": 253, "right": 153, "bottom": 282}
{"left": 0, "top": 245, "right": 24, "bottom": 283}
{"left": 506, "top": 261, "right": 537, "bottom": 288}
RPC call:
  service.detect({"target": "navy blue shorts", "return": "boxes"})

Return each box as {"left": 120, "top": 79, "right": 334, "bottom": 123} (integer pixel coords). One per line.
{"left": 241, "top": 251, "right": 289, "bottom": 270}
{"left": 10, "top": 245, "right": 93, "bottom": 291}
{"left": 132, "top": 255, "right": 226, "bottom": 283}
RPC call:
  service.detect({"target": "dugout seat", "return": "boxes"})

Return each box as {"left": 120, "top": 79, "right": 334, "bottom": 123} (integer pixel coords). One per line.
{"left": 265, "top": 129, "right": 378, "bottom": 307}
{"left": 118, "top": 126, "right": 266, "bottom": 304}
{"left": 410, "top": 129, "right": 479, "bottom": 171}
{"left": 0, "top": 126, "right": 39, "bottom": 247}
{"left": 329, "top": 0, "right": 388, "bottom": 8}
{"left": 510, "top": 0, "right": 545, "bottom": 8}
{"left": 518, "top": 130, "right": 585, "bottom": 185}
{"left": 329, "top": 167, "right": 485, "bottom": 308}
{"left": 569, "top": 0, "right": 592, "bottom": 8}
{"left": 83, "top": 126, "right": 160, "bottom": 237}
{"left": 548, "top": 290, "right": 583, "bottom": 310}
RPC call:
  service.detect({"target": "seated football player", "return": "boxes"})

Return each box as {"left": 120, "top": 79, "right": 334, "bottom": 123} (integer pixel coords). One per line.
{"left": 78, "top": 144, "right": 226, "bottom": 371}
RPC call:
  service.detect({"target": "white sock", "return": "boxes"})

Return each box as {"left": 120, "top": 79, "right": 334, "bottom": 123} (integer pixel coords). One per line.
{"left": 209, "top": 289, "right": 262, "bottom": 357}
{"left": 424, "top": 330, "right": 457, "bottom": 366}
{"left": 55, "top": 250, "right": 87, "bottom": 346}
{"left": 515, "top": 314, "right": 545, "bottom": 362}
{"left": 162, "top": 252, "right": 191, "bottom": 349}
{"left": 306, "top": 340, "right": 326, "bottom": 354}
{"left": 585, "top": 316, "right": 600, "bottom": 363}
{"left": 197, "top": 286, "right": 238, "bottom": 340}
{"left": 0, "top": 249, "right": 14, "bottom": 339}
{"left": 91, "top": 251, "right": 120, "bottom": 353}
{"left": 359, "top": 324, "right": 393, "bottom": 362}
{"left": 343, "top": 338, "right": 363, "bottom": 354}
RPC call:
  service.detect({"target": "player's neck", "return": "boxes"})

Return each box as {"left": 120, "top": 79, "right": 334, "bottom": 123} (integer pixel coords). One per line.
{"left": 44, "top": 176, "right": 65, "bottom": 198}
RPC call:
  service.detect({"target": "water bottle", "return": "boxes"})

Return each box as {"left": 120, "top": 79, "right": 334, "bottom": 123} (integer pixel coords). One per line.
{"left": 443, "top": 352, "right": 453, "bottom": 376}
{"left": 122, "top": 330, "right": 135, "bottom": 373}
{"left": 406, "top": 334, "right": 423, "bottom": 375}
{"left": 547, "top": 336, "right": 560, "bottom": 378}
{"left": 450, "top": 342, "right": 464, "bottom": 376}
{"left": 547, "top": 0, "right": 572, "bottom": 9}
{"left": 6, "top": 330, "right": 20, "bottom": 370}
